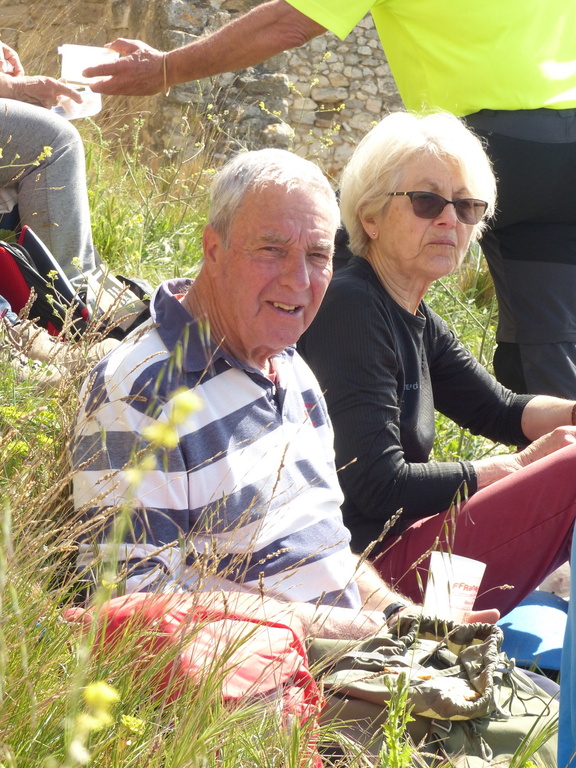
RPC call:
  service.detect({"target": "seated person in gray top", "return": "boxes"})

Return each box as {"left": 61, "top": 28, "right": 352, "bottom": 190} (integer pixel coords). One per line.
{"left": 71, "top": 148, "right": 496, "bottom": 639}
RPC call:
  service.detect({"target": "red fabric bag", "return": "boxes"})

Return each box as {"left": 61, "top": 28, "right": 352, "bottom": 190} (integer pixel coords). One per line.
{"left": 65, "top": 591, "right": 323, "bottom": 764}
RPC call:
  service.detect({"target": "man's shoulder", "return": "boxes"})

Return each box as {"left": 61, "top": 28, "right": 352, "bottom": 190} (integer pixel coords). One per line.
{"left": 78, "top": 326, "right": 169, "bottom": 420}
{"left": 83, "top": 279, "right": 212, "bottom": 399}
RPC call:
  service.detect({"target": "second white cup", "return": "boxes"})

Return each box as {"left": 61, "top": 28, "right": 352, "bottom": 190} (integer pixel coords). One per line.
{"left": 422, "top": 551, "right": 486, "bottom": 623}
{"left": 58, "top": 44, "right": 119, "bottom": 85}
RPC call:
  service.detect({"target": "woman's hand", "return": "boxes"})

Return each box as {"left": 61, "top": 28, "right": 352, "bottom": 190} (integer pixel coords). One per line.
{"left": 0, "top": 43, "right": 24, "bottom": 76}
{"left": 516, "top": 425, "right": 576, "bottom": 468}
{"left": 0, "top": 75, "right": 83, "bottom": 108}
{"left": 474, "top": 425, "right": 576, "bottom": 489}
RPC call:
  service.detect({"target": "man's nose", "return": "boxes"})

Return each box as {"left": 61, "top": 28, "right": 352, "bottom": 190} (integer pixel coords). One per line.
{"left": 279, "top": 255, "right": 311, "bottom": 290}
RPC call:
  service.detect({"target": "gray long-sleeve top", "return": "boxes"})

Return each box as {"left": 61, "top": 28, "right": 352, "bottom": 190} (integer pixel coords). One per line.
{"left": 299, "top": 257, "right": 533, "bottom": 553}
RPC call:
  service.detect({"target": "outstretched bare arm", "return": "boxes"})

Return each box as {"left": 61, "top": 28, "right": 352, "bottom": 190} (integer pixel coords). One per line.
{"left": 85, "top": 0, "right": 326, "bottom": 96}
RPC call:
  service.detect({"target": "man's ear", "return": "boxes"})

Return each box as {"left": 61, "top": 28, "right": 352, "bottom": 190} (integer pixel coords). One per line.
{"left": 202, "top": 225, "right": 224, "bottom": 273}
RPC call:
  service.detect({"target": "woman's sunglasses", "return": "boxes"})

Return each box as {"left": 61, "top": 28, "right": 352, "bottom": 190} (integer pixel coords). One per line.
{"left": 387, "top": 191, "right": 488, "bottom": 225}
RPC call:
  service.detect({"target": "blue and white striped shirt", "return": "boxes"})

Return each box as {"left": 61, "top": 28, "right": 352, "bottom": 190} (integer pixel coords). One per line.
{"left": 73, "top": 279, "right": 361, "bottom": 609}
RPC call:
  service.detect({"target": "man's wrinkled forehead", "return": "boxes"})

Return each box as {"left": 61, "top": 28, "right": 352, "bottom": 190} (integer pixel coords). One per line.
{"left": 233, "top": 178, "right": 339, "bottom": 230}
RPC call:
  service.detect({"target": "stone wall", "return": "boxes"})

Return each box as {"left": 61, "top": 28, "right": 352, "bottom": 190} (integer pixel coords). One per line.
{"left": 0, "top": 0, "right": 403, "bottom": 176}
{"left": 284, "top": 15, "right": 403, "bottom": 175}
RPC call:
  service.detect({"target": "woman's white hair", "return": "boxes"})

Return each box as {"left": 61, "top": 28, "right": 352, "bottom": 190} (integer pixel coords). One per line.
{"left": 340, "top": 111, "right": 497, "bottom": 257}
{"left": 208, "top": 148, "right": 339, "bottom": 245}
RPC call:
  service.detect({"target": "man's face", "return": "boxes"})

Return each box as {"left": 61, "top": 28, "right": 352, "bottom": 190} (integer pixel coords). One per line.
{"left": 204, "top": 183, "right": 337, "bottom": 370}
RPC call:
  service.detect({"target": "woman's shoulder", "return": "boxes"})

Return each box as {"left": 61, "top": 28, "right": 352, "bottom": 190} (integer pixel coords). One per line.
{"left": 420, "top": 301, "right": 480, "bottom": 373}
{"left": 327, "top": 257, "right": 389, "bottom": 307}
{"left": 301, "top": 258, "right": 397, "bottom": 358}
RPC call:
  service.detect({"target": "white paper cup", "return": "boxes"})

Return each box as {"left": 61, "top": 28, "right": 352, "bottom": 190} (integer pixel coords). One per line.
{"left": 423, "top": 552, "right": 486, "bottom": 623}
{"left": 52, "top": 87, "right": 102, "bottom": 121}
{"left": 58, "top": 44, "right": 119, "bottom": 85}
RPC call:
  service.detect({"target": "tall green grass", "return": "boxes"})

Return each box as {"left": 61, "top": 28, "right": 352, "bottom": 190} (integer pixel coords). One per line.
{"left": 427, "top": 243, "right": 512, "bottom": 463}
{"left": 80, "top": 117, "right": 210, "bottom": 283}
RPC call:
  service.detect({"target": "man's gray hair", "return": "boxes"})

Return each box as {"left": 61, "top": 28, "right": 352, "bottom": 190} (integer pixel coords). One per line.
{"left": 208, "top": 148, "right": 339, "bottom": 245}
{"left": 340, "top": 111, "right": 497, "bottom": 258}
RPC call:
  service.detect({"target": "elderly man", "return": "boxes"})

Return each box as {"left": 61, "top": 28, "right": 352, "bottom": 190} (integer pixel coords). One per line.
{"left": 72, "top": 148, "right": 494, "bottom": 639}
{"left": 85, "top": 0, "right": 576, "bottom": 400}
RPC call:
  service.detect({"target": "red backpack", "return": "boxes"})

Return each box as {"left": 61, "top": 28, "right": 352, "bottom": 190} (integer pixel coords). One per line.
{"left": 65, "top": 592, "right": 323, "bottom": 765}
{"left": 0, "top": 226, "right": 89, "bottom": 336}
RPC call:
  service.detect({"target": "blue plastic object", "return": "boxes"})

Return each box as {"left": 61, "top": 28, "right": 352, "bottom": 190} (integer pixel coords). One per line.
{"left": 498, "top": 590, "right": 569, "bottom": 671}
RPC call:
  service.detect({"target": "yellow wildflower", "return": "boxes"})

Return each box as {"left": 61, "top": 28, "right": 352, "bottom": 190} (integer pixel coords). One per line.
{"left": 83, "top": 681, "right": 120, "bottom": 710}
{"left": 170, "top": 388, "right": 202, "bottom": 424}
{"left": 121, "top": 714, "right": 146, "bottom": 734}
{"left": 142, "top": 421, "right": 179, "bottom": 449}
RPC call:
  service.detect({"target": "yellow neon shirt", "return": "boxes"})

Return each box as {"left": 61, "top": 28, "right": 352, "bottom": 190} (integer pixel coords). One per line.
{"left": 288, "top": 0, "right": 576, "bottom": 115}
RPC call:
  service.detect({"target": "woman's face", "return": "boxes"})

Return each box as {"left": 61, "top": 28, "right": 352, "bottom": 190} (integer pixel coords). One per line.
{"left": 365, "top": 155, "right": 478, "bottom": 293}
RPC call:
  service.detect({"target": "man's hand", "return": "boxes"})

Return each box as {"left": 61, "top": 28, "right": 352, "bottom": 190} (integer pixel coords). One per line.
{"left": 83, "top": 39, "right": 164, "bottom": 96}
{"left": 397, "top": 604, "right": 500, "bottom": 625}
{"left": 294, "top": 601, "right": 501, "bottom": 640}
{"left": 464, "top": 608, "right": 500, "bottom": 624}
{"left": 0, "top": 75, "right": 84, "bottom": 109}
{"left": 0, "top": 43, "right": 24, "bottom": 76}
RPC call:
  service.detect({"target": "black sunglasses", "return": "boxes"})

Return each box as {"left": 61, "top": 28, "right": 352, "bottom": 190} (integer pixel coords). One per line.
{"left": 387, "top": 191, "right": 488, "bottom": 225}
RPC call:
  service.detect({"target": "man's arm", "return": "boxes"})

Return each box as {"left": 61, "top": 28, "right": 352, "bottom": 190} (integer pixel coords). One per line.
{"left": 286, "top": 569, "right": 499, "bottom": 640}
{"left": 85, "top": 0, "right": 326, "bottom": 96}
{"left": 354, "top": 558, "right": 415, "bottom": 611}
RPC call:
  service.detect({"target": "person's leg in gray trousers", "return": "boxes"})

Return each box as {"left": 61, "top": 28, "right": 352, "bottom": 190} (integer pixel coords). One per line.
{"left": 0, "top": 98, "right": 100, "bottom": 283}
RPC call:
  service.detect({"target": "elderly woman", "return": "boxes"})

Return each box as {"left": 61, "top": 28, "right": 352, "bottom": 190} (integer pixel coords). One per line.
{"left": 299, "top": 111, "right": 576, "bottom": 616}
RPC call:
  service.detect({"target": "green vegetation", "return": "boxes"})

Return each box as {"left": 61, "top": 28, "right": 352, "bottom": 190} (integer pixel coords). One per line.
{"left": 81, "top": 117, "right": 210, "bottom": 282}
